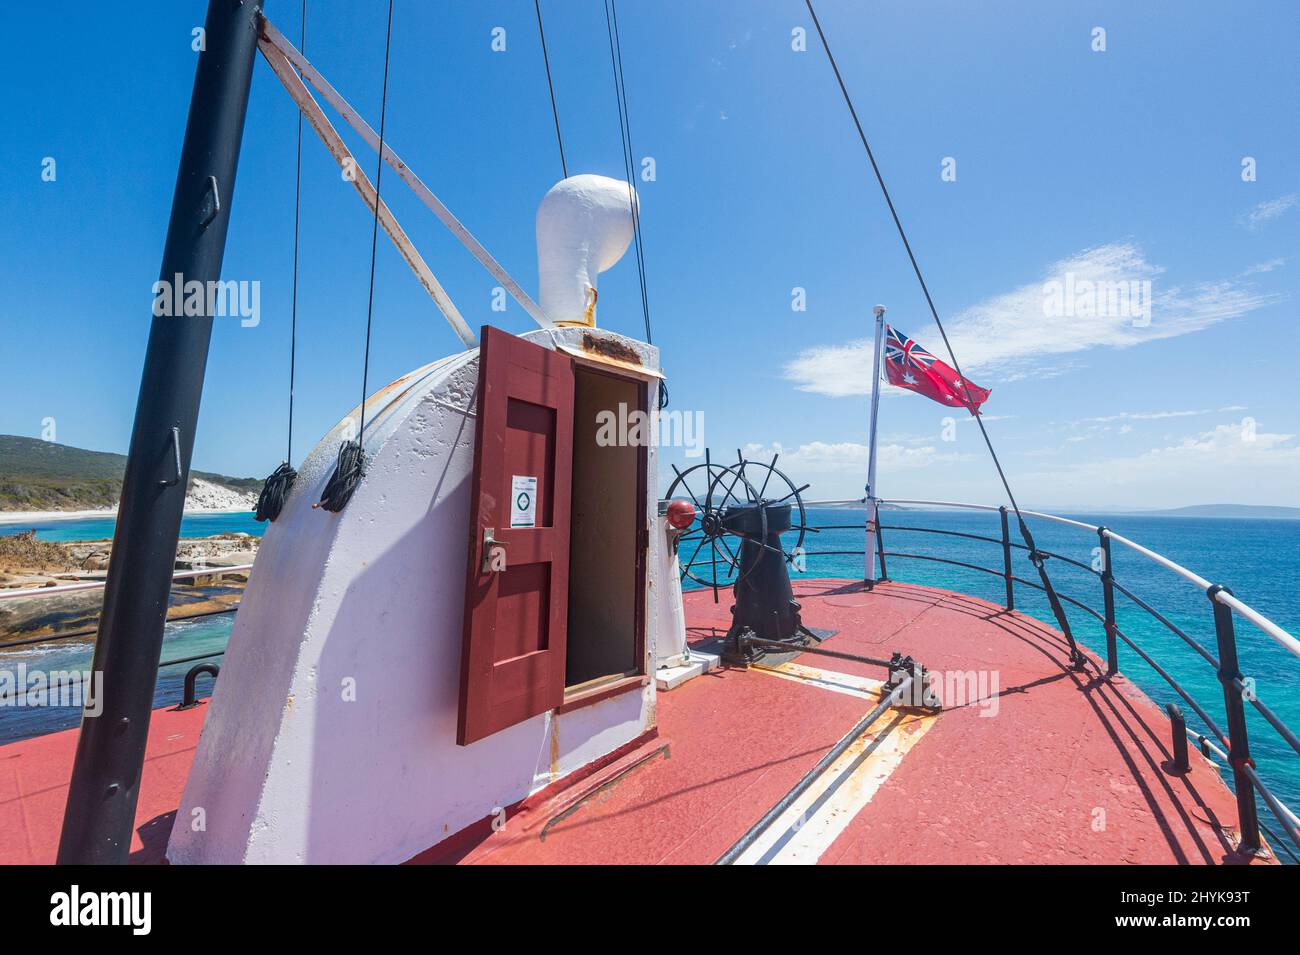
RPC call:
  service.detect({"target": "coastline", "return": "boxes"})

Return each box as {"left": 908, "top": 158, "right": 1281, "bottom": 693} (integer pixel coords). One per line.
{"left": 0, "top": 506, "right": 254, "bottom": 526}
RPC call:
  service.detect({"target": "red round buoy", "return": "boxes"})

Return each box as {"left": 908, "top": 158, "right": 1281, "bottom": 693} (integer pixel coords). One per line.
{"left": 666, "top": 499, "right": 696, "bottom": 530}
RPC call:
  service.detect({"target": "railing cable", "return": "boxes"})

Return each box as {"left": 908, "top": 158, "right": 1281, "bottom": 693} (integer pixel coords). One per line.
{"left": 533, "top": 0, "right": 567, "bottom": 179}
{"left": 287, "top": 0, "right": 306, "bottom": 467}
{"left": 803, "top": 0, "right": 1083, "bottom": 668}
{"left": 255, "top": 0, "right": 308, "bottom": 523}
{"left": 357, "top": 0, "right": 394, "bottom": 459}
{"left": 603, "top": 0, "right": 666, "bottom": 407}
{"left": 318, "top": 0, "right": 395, "bottom": 512}
{"left": 604, "top": 0, "right": 651, "bottom": 345}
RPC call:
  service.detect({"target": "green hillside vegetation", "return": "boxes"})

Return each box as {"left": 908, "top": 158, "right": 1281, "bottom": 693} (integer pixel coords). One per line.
{"left": 0, "top": 435, "right": 258, "bottom": 511}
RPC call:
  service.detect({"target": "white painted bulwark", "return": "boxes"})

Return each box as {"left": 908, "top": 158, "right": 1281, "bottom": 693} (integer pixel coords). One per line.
{"left": 168, "top": 327, "right": 667, "bottom": 864}
{"left": 653, "top": 523, "right": 690, "bottom": 669}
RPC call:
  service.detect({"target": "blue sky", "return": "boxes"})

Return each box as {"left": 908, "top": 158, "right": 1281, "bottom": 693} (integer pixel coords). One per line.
{"left": 1, "top": 1, "right": 1296, "bottom": 509}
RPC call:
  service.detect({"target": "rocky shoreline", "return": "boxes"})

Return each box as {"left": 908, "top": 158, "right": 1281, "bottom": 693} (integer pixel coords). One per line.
{"left": 0, "top": 531, "right": 259, "bottom": 589}
{"left": 0, "top": 532, "right": 259, "bottom": 644}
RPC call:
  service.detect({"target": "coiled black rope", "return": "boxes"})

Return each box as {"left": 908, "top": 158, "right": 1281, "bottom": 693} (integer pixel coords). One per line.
{"left": 804, "top": 0, "right": 1084, "bottom": 669}
{"left": 319, "top": 0, "right": 395, "bottom": 513}
{"left": 317, "top": 439, "right": 365, "bottom": 513}
{"left": 256, "top": 461, "right": 298, "bottom": 521}
{"left": 255, "top": 0, "right": 309, "bottom": 523}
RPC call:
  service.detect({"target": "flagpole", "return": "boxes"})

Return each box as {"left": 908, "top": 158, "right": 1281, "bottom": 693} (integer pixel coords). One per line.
{"left": 864, "top": 304, "right": 886, "bottom": 584}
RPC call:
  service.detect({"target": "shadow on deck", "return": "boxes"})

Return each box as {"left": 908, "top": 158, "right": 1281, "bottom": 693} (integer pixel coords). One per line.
{"left": 457, "top": 580, "right": 1263, "bottom": 865}
{"left": 0, "top": 580, "right": 1266, "bottom": 865}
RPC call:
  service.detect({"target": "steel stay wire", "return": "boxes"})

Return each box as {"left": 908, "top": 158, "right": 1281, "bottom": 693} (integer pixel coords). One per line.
{"left": 802, "top": 0, "right": 1083, "bottom": 667}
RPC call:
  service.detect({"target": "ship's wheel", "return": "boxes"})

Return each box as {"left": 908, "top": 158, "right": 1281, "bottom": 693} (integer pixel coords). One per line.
{"left": 664, "top": 450, "right": 813, "bottom": 602}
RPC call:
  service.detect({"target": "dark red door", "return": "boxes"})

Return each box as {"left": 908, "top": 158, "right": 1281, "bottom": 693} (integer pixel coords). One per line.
{"left": 458, "top": 326, "right": 575, "bottom": 745}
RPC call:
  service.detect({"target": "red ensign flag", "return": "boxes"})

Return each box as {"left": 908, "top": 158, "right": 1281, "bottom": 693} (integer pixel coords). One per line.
{"left": 883, "top": 325, "right": 990, "bottom": 413}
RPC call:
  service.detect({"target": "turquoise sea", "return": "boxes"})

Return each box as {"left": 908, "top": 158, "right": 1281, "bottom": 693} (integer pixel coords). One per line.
{"left": 3, "top": 508, "right": 1298, "bottom": 854}
{"left": 3, "top": 511, "right": 264, "bottom": 543}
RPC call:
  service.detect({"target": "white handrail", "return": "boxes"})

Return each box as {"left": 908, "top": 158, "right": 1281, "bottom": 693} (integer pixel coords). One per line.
{"left": 1215, "top": 589, "right": 1300, "bottom": 659}
{"left": 864, "top": 497, "right": 1299, "bottom": 661}
{"left": 879, "top": 498, "right": 1002, "bottom": 513}
{"left": 1190, "top": 731, "right": 1300, "bottom": 832}
{"left": 879, "top": 498, "right": 1101, "bottom": 531}
{"left": 1016, "top": 509, "right": 1100, "bottom": 532}
{"left": 1100, "top": 530, "right": 1211, "bottom": 590}
{"left": 0, "top": 564, "right": 254, "bottom": 602}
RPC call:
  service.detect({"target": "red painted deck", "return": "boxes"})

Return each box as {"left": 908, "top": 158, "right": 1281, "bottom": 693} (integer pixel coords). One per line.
{"left": 458, "top": 581, "right": 1262, "bottom": 865}
{"left": 0, "top": 581, "right": 1265, "bottom": 865}
{"left": 0, "top": 704, "right": 205, "bottom": 865}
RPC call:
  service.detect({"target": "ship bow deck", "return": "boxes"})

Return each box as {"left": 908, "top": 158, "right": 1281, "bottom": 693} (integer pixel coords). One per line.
{"left": 454, "top": 579, "right": 1260, "bottom": 865}
{"left": 0, "top": 580, "right": 1262, "bottom": 865}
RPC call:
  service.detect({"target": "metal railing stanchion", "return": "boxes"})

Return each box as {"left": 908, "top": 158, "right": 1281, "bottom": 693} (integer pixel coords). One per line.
{"left": 1166, "top": 703, "right": 1190, "bottom": 773}
{"left": 1208, "top": 584, "right": 1261, "bottom": 854}
{"left": 1098, "top": 527, "right": 1117, "bottom": 676}
{"left": 874, "top": 514, "right": 888, "bottom": 583}
{"left": 998, "top": 506, "right": 1013, "bottom": 610}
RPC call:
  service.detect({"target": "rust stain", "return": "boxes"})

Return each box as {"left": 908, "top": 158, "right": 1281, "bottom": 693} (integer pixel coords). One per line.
{"left": 581, "top": 331, "right": 641, "bottom": 366}
{"left": 549, "top": 718, "right": 560, "bottom": 779}
{"left": 370, "top": 373, "right": 414, "bottom": 404}
{"left": 538, "top": 744, "right": 671, "bottom": 842}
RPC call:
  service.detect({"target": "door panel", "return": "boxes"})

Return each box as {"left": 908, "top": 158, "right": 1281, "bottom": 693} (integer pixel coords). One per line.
{"left": 503, "top": 398, "right": 556, "bottom": 527}
{"left": 458, "top": 327, "right": 574, "bottom": 745}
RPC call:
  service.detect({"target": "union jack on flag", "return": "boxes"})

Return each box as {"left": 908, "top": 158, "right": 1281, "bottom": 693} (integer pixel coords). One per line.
{"left": 883, "top": 324, "right": 991, "bottom": 413}
{"left": 885, "top": 325, "right": 938, "bottom": 370}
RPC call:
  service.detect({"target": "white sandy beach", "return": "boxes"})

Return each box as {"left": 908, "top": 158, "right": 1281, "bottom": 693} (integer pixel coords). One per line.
{"left": 0, "top": 478, "right": 256, "bottom": 525}
{"left": 0, "top": 505, "right": 254, "bottom": 525}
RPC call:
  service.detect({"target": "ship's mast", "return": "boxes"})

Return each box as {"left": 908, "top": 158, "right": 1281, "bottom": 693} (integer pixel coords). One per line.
{"left": 863, "top": 305, "right": 886, "bottom": 584}
{"left": 57, "top": 0, "right": 265, "bottom": 864}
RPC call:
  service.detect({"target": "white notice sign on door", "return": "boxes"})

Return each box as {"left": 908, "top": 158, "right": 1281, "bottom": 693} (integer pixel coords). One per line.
{"left": 510, "top": 475, "right": 538, "bottom": 528}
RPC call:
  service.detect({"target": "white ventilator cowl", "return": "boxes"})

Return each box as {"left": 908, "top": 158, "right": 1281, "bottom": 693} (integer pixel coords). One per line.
{"left": 536, "top": 174, "right": 637, "bottom": 326}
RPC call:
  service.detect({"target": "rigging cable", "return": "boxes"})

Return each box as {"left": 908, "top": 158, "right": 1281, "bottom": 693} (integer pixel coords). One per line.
{"left": 803, "top": 0, "right": 1084, "bottom": 668}
{"left": 604, "top": 0, "right": 650, "bottom": 345}
{"left": 603, "top": 0, "right": 667, "bottom": 407}
{"left": 319, "top": 0, "right": 395, "bottom": 513}
{"left": 256, "top": 0, "right": 308, "bottom": 523}
{"left": 533, "top": 0, "right": 568, "bottom": 179}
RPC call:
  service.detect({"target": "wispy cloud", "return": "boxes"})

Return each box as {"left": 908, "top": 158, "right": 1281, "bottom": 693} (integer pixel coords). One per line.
{"left": 741, "top": 440, "right": 972, "bottom": 473}
{"left": 1238, "top": 194, "right": 1297, "bottom": 231}
{"left": 1016, "top": 419, "right": 1300, "bottom": 507}
{"left": 732, "top": 419, "right": 1297, "bottom": 507}
{"left": 1042, "top": 406, "right": 1250, "bottom": 450}
{"left": 784, "top": 242, "right": 1279, "bottom": 398}
{"left": 1077, "top": 405, "right": 1248, "bottom": 425}
{"left": 1242, "top": 257, "right": 1286, "bottom": 276}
